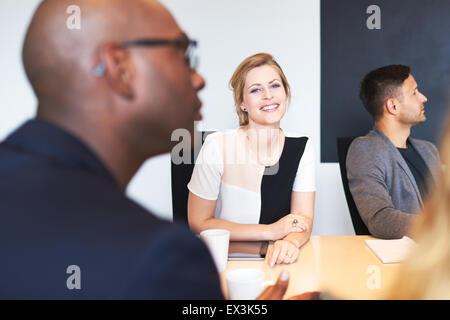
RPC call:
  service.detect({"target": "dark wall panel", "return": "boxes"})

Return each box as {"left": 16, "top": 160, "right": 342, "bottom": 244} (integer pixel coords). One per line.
{"left": 321, "top": 0, "right": 450, "bottom": 162}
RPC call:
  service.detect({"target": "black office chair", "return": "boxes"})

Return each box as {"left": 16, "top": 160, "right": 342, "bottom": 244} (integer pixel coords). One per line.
{"left": 336, "top": 137, "right": 370, "bottom": 235}
{"left": 171, "top": 131, "right": 213, "bottom": 223}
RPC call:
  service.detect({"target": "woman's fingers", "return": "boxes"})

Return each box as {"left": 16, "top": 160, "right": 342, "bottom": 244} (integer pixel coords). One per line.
{"left": 266, "top": 243, "right": 274, "bottom": 265}
{"left": 276, "top": 242, "right": 289, "bottom": 265}
{"left": 269, "top": 242, "right": 281, "bottom": 267}
{"left": 288, "top": 215, "right": 309, "bottom": 233}
{"left": 285, "top": 245, "right": 300, "bottom": 263}
{"left": 290, "top": 224, "right": 306, "bottom": 233}
{"left": 282, "top": 242, "right": 298, "bottom": 264}
{"left": 272, "top": 214, "right": 310, "bottom": 240}
{"left": 269, "top": 241, "right": 299, "bottom": 266}
{"left": 291, "top": 248, "right": 300, "bottom": 263}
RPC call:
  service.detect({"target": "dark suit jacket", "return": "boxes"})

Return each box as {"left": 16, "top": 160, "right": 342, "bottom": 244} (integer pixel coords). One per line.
{"left": 346, "top": 128, "right": 440, "bottom": 239}
{"left": 0, "top": 119, "right": 223, "bottom": 299}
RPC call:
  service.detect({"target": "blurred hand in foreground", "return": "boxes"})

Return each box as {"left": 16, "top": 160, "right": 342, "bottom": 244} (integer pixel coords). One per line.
{"left": 256, "top": 271, "right": 289, "bottom": 300}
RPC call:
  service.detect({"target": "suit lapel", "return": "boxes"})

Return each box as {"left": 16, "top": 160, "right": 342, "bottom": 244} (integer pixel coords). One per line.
{"left": 372, "top": 128, "right": 423, "bottom": 206}
{"left": 409, "top": 138, "right": 439, "bottom": 185}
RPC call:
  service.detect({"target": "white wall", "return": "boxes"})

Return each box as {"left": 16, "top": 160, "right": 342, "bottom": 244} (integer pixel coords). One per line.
{"left": 0, "top": 0, "right": 40, "bottom": 139}
{"left": 0, "top": 0, "right": 354, "bottom": 235}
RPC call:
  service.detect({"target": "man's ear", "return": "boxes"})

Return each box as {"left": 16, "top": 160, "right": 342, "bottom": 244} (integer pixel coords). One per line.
{"left": 100, "top": 43, "right": 135, "bottom": 100}
{"left": 385, "top": 98, "right": 398, "bottom": 115}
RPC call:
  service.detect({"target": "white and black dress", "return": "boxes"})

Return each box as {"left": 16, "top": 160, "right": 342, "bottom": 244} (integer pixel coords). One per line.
{"left": 188, "top": 128, "right": 316, "bottom": 225}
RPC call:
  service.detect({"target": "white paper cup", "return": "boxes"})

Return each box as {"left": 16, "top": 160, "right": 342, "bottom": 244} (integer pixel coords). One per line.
{"left": 199, "top": 229, "right": 230, "bottom": 272}
{"left": 226, "top": 269, "right": 274, "bottom": 300}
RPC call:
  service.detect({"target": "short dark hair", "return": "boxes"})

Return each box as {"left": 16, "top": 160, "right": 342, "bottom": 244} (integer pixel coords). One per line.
{"left": 359, "top": 65, "right": 410, "bottom": 120}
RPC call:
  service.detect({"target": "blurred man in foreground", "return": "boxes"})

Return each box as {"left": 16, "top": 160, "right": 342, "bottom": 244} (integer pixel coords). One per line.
{"left": 0, "top": 0, "right": 288, "bottom": 299}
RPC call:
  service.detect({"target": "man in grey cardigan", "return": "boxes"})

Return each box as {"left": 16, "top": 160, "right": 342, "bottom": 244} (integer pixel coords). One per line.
{"left": 347, "top": 65, "right": 440, "bottom": 239}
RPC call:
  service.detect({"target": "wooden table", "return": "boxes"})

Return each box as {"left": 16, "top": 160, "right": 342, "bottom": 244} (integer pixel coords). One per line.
{"left": 220, "top": 236, "right": 403, "bottom": 299}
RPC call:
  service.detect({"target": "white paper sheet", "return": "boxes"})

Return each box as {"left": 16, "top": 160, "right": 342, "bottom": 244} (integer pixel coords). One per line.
{"left": 365, "top": 236, "right": 416, "bottom": 264}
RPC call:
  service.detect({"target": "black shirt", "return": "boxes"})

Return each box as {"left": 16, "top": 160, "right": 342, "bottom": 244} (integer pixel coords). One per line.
{"left": 397, "top": 140, "right": 432, "bottom": 201}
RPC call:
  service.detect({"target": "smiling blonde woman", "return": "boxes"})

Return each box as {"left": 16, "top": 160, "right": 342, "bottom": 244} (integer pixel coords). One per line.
{"left": 187, "top": 53, "right": 316, "bottom": 267}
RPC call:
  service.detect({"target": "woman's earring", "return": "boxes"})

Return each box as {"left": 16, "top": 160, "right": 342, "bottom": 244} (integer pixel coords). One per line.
{"left": 243, "top": 107, "right": 247, "bottom": 112}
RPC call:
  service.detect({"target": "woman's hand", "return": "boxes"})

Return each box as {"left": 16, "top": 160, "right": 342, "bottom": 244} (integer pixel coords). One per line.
{"left": 268, "top": 214, "right": 309, "bottom": 240}
{"left": 267, "top": 240, "right": 300, "bottom": 267}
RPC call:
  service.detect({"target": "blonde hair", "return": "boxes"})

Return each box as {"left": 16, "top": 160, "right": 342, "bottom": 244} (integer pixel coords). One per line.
{"left": 229, "top": 53, "right": 291, "bottom": 126}
{"left": 388, "top": 113, "right": 450, "bottom": 299}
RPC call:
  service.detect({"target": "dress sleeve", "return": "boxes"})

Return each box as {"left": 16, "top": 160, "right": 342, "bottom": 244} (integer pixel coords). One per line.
{"left": 187, "top": 135, "right": 224, "bottom": 200}
{"left": 292, "top": 138, "right": 316, "bottom": 192}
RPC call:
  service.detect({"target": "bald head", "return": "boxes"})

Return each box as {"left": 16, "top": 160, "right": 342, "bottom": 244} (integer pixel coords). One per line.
{"left": 22, "top": 0, "right": 178, "bottom": 111}
{"left": 21, "top": 0, "right": 205, "bottom": 188}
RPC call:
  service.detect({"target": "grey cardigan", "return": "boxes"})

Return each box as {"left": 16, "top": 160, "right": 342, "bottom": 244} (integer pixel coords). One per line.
{"left": 346, "top": 128, "right": 440, "bottom": 239}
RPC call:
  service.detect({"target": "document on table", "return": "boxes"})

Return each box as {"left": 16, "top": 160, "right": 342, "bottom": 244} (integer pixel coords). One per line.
{"left": 365, "top": 236, "right": 416, "bottom": 264}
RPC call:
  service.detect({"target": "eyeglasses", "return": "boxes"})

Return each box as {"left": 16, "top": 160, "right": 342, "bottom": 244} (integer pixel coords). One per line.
{"left": 120, "top": 38, "right": 198, "bottom": 70}
{"left": 93, "top": 37, "right": 199, "bottom": 77}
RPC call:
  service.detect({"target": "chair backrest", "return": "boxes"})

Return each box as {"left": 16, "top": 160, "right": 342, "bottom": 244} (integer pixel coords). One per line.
{"left": 171, "top": 131, "right": 213, "bottom": 223}
{"left": 336, "top": 137, "right": 370, "bottom": 235}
